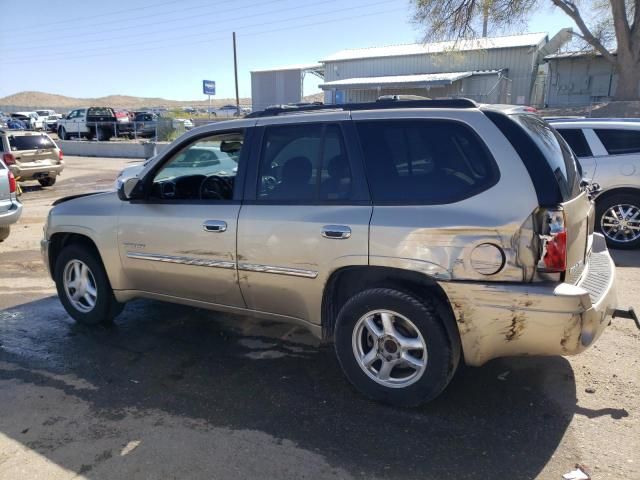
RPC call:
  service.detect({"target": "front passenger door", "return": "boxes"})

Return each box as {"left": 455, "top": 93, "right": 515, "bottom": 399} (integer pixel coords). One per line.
{"left": 118, "top": 129, "right": 248, "bottom": 308}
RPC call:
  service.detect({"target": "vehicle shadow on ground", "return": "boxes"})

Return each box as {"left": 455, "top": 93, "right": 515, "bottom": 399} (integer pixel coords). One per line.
{"left": 611, "top": 248, "right": 640, "bottom": 268}
{"left": 0, "top": 297, "right": 623, "bottom": 479}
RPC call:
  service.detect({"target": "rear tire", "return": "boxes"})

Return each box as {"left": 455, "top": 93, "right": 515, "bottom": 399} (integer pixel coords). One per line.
{"left": 38, "top": 176, "right": 56, "bottom": 187}
{"left": 596, "top": 192, "right": 640, "bottom": 249}
{"left": 54, "top": 244, "right": 124, "bottom": 325}
{"left": 0, "top": 227, "right": 10, "bottom": 242}
{"left": 334, "top": 288, "right": 457, "bottom": 407}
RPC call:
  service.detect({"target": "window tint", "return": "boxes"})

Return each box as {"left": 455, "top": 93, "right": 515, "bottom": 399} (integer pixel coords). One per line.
{"left": 356, "top": 120, "right": 498, "bottom": 203}
{"left": 594, "top": 129, "right": 640, "bottom": 155}
{"left": 151, "top": 132, "right": 243, "bottom": 201}
{"left": 258, "top": 123, "right": 351, "bottom": 202}
{"left": 8, "top": 134, "right": 55, "bottom": 151}
{"left": 511, "top": 114, "right": 581, "bottom": 200}
{"left": 556, "top": 128, "right": 592, "bottom": 158}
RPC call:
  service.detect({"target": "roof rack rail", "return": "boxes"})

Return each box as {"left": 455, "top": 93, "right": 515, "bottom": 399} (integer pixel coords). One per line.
{"left": 246, "top": 98, "right": 477, "bottom": 118}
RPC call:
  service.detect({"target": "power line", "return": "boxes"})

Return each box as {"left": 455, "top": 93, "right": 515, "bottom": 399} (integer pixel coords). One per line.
{"left": 4, "top": 0, "right": 182, "bottom": 32}
{"left": 2, "top": 6, "right": 399, "bottom": 66}
{"left": 4, "top": 0, "right": 394, "bottom": 61}
{"left": 7, "top": 0, "right": 289, "bottom": 49}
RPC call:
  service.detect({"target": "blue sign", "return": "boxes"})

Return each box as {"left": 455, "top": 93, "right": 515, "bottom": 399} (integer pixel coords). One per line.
{"left": 335, "top": 90, "right": 345, "bottom": 104}
{"left": 203, "top": 80, "right": 216, "bottom": 95}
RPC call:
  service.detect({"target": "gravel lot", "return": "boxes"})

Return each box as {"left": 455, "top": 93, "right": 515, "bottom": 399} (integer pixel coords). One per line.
{"left": 0, "top": 156, "right": 638, "bottom": 479}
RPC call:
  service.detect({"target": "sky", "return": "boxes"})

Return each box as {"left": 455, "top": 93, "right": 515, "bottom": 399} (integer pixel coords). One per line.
{"left": 0, "top": 0, "right": 579, "bottom": 102}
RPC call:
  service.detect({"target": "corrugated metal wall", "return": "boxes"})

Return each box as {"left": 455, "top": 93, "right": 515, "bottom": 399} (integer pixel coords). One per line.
{"left": 325, "top": 73, "right": 509, "bottom": 104}
{"left": 323, "top": 46, "right": 539, "bottom": 104}
{"left": 251, "top": 70, "right": 303, "bottom": 111}
{"left": 546, "top": 56, "right": 616, "bottom": 106}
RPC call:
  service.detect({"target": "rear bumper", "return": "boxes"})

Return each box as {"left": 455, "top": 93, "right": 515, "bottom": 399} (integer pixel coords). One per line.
{"left": 0, "top": 200, "right": 23, "bottom": 226}
{"left": 441, "top": 233, "right": 618, "bottom": 366}
{"left": 11, "top": 162, "right": 64, "bottom": 180}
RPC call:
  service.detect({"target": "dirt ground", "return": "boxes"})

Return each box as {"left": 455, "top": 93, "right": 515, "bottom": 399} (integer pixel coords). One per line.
{"left": 0, "top": 156, "right": 638, "bottom": 479}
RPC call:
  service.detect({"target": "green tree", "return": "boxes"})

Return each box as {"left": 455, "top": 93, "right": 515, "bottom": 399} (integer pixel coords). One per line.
{"left": 412, "top": 0, "right": 640, "bottom": 100}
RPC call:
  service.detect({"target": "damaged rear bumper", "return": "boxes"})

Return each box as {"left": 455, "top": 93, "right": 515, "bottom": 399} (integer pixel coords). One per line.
{"left": 441, "top": 233, "right": 618, "bottom": 367}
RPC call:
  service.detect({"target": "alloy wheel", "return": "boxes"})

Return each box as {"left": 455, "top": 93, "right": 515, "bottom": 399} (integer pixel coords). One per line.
{"left": 352, "top": 309, "right": 428, "bottom": 388}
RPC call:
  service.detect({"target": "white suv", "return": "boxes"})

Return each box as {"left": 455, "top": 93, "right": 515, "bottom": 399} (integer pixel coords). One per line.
{"left": 550, "top": 119, "right": 640, "bottom": 249}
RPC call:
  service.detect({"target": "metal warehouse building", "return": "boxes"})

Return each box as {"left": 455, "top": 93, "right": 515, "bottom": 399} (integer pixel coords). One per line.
{"left": 318, "top": 31, "right": 571, "bottom": 105}
{"left": 544, "top": 51, "right": 617, "bottom": 106}
{"left": 250, "top": 64, "right": 324, "bottom": 111}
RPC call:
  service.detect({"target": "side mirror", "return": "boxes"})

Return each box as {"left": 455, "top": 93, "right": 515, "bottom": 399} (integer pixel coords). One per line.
{"left": 118, "top": 177, "right": 141, "bottom": 201}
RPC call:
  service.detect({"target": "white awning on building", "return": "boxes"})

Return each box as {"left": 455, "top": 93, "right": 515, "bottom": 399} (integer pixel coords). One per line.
{"left": 319, "top": 71, "right": 500, "bottom": 90}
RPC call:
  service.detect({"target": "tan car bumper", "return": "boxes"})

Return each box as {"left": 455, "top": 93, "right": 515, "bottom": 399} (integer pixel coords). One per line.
{"left": 11, "top": 162, "right": 64, "bottom": 181}
{"left": 442, "top": 233, "right": 618, "bottom": 366}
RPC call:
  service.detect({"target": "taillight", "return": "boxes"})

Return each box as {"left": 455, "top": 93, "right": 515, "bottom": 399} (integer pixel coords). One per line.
{"left": 537, "top": 208, "right": 567, "bottom": 272}
{"left": 3, "top": 153, "right": 15, "bottom": 166}
{"left": 524, "top": 106, "right": 538, "bottom": 113}
{"left": 8, "top": 171, "right": 16, "bottom": 193}
{"left": 58, "top": 149, "right": 64, "bottom": 162}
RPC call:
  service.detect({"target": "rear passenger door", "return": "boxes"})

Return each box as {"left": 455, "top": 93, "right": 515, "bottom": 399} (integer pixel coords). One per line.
{"left": 237, "top": 114, "right": 371, "bottom": 325}
{"left": 592, "top": 128, "right": 640, "bottom": 188}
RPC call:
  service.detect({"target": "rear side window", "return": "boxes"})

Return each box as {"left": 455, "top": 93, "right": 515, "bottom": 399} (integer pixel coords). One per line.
{"left": 257, "top": 123, "right": 352, "bottom": 202}
{"left": 508, "top": 114, "right": 581, "bottom": 201}
{"left": 556, "top": 128, "right": 592, "bottom": 158}
{"left": 8, "top": 134, "right": 55, "bottom": 151}
{"left": 356, "top": 120, "right": 498, "bottom": 204}
{"left": 594, "top": 129, "right": 640, "bottom": 155}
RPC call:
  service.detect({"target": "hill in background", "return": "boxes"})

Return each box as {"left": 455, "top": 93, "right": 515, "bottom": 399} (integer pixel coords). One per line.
{"left": 0, "top": 91, "right": 251, "bottom": 111}
{"left": 0, "top": 90, "right": 325, "bottom": 111}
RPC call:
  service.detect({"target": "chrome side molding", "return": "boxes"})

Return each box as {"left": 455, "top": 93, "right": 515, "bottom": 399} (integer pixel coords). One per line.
{"left": 238, "top": 263, "right": 318, "bottom": 278}
{"left": 126, "top": 252, "right": 318, "bottom": 278}
{"left": 126, "top": 252, "right": 235, "bottom": 270}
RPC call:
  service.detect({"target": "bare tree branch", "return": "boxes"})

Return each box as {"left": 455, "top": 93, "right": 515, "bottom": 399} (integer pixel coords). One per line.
{"left": 550, "top": 0, "right": 618, "bottom": 63}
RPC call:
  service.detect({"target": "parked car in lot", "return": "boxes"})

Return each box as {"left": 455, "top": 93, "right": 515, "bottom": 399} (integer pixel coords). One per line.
{"left": 0, "top": 154, "right": 22, "bottom": 242}
{"left": 11, "top": 112, "right": 44, "bottom": 130}
{"left": 209, "top": 104, "right": 250, "bottom": 117}
{"left": 172, "top": 118, "right": 194, "bottom": 130}
{"left": 42, "top": 99, "right": 635, "bottom": 407}
{"left": 57, "top": 107, "right": 118, "bottom": 141}
{"left": 1, "top": 129, "right": 64, "bottom": 186}
{"left": 550, "top": 118, "right": 640, "bottom": 249}
{"left": 132, "top": 112, "right": 158, "bottom": 138}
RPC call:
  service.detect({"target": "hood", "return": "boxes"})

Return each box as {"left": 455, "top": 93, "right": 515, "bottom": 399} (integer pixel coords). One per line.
{"left": 52, "top": 191, "right": 108, "bottom": 206}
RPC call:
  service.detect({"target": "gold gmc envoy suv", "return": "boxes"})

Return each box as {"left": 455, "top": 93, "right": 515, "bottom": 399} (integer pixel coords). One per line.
{"left": 42, "top": 99, "right": 636, "bottom": 406}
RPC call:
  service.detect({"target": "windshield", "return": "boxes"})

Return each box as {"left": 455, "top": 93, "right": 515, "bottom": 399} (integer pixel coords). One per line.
{"left": 9, "top": 134, "right": 56, "bottom": 151}
{"left": 511, "top": 114, "right": 581, "bottom": 200}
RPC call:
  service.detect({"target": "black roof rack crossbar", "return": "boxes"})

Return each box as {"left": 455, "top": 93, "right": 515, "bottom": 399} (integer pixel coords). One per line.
{"left": 247, "top": 98, "right": 478, "bottom": 118}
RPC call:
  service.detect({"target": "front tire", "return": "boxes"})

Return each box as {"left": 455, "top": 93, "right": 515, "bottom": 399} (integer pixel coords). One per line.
{"left": 58, "top": 127, "right": 67, "bottom": 140}
{"left": 0, "top": 227, "right": 10, "bottom": 242}
{"left": 54, "top": 244, "right": 123, "bottom": 325}
{"left": 596, "top": 192, "right": 640, "bottom": 249}
{"left": 334, "top": 288, "right": 457, "bottom": 407}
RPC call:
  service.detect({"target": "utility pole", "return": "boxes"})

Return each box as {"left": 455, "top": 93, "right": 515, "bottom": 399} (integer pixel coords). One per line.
{"left": 233, "top": 32, "right": 240, "bottom": 116}
{"left": 482, "top": 1, "right": 489, "bottom": 37}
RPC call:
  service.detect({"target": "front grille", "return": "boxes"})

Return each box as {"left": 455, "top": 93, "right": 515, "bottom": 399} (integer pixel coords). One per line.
{"left": 579, "top": 251, "right": 612, "bottom": 304}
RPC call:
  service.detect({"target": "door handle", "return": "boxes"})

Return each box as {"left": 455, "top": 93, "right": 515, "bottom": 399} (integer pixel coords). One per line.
{"left": 203, "top": 220, "right": 227, "bottom": 233}
{"left": 321, "top": 225, "right": 351, "bottom": 239}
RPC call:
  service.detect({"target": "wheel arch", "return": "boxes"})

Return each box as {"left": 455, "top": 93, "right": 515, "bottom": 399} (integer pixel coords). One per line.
{"left": 49, "top": 232, "right": 105, "bottom": 279}
{"left": 321, "top": 265, "right": 462, "bottom": 363}
{"left": 594, "top": 186, "right": 640, "bottom": 203}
